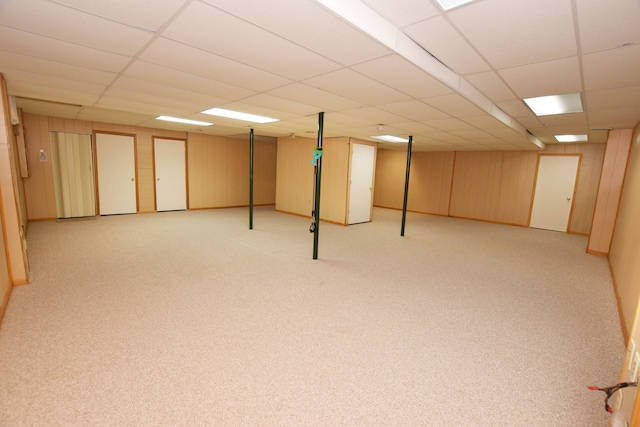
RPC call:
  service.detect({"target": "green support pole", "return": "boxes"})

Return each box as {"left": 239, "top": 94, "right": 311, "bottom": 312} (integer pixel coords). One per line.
{"left": 249, "top": 128, "right": 254, "bottom": 230}
{"left": 400, "top": 135, "right": 413, "bottom": 236}
{"left": 313, "top": 112, "right": 324, "bottom": 259}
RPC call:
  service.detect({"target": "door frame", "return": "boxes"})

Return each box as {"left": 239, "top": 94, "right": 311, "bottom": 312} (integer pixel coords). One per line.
{"left": 152, "top": 137, "right": 188, "bottom": 212}
{"left": 346, "top": 140, "right": 377, "bottom": 225}
{"left": 528, "top": 153, "right": 581, "bottom": 232}
{"left": 93, "top": 131, "right": 139, "bottom": 216}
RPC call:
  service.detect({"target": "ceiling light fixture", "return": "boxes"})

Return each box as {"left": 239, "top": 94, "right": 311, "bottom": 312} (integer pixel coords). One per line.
{"left": 434, "top": 0, "right": 475, "bottom": 11}
{"left": 523, "top": 93, "right": 583, "bottom": 116}
{"left": 371, "top": 135, "right": 408, "bottom": 143}
{"left": 555, "top": 134, "right": 588, "bottom": 142}
{"left": 201, "top": 107, "right": 279, "bottom": 124}
{"left": 156, "top": 116, "right": 213, "bottom": 126}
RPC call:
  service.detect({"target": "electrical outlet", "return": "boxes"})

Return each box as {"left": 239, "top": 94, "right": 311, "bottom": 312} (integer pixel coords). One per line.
{"left": 632, "top": 353, "right": 640, "bottom": 382}
{"left": 629, "top": 339, "right": 637, "bottom": 370}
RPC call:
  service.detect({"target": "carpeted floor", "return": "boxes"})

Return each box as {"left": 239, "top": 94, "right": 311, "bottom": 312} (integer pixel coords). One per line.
{"left": 0, "top": 207, "right": 625, "bottom": 426}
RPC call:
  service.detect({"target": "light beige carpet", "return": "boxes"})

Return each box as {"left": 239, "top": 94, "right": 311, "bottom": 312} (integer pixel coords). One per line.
{"left": 0, "top": 207, "right": 624, "bottom": 426}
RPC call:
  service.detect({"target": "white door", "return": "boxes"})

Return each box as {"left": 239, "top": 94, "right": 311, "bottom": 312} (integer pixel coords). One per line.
{"left": 530, "top": 155, "right": 580, "bottom": 232}
{"left": 96, "top": 133, "right": 137, "bottom": 215}
{"left": 348, "top": 143, "right": 375, "bottom": 224}
{"left": 154, "top": 138, "right": 187, "bottom": 212}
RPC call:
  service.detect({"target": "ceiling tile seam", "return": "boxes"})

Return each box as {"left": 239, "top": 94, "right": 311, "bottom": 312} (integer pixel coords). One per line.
{"left": 570, "top": 0, "right": 593, "bottom": 133}
{"left": 89, "top": 0, "right": 202, "bottom": 115}
{"left": 314, "top": 0, "right": 544, "bottom": 150}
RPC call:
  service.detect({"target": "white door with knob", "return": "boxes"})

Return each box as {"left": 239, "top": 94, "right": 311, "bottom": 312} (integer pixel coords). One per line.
{"left": 96, "top": 133, "right": 137, "bottom": 215}
{"left": 529, "top": 155, "right": 580, "bottom": 232}
{"left": 154, "top": 138, "right": 186, "bottom": 212}
{"left": 348, "top": 143, "right": 375, "bottom": 224}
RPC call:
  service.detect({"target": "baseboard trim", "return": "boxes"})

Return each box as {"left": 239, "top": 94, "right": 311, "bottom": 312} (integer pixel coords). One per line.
{"left": 609, "top": 265, "right": 629, "bottom": 343}
{"left": 0, "top": 283, "right": 12, "bottom": 327}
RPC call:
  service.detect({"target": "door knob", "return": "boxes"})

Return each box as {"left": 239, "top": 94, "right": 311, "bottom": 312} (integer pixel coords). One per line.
{"left": 131, "top": 178, "right": 135, "bottom": 182}
{"left": 567, "top": 197, "right": 571, "bottom": 201}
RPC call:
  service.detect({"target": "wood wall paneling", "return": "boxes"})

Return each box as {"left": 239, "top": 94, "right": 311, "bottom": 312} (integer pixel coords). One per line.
{"left": 187, "top": 133, "right": 227, "bottom": 209}
{"left": 275, "top": 137, "right": 315, "bottom": 217}
{"left": 254, "top": 140, "right": 276, "bottom": 206}
{"left": 226, "top": 137, "right": 250, "bottom": 207}
{"left": 373, "top": 149, "right": 406, "bottom": 209}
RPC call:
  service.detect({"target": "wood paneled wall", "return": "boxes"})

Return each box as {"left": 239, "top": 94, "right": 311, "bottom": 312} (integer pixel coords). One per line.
{"left": 275, "top": 136, "right": 351, "bottom": 224}
{"left": 608, "top": 126, "right": 640, "bottom": 336}
{"left": 22, "top": 113, "right": 276, "bottom": 219}
{"left": 187, "top": 133, "right": 276, "bottom": 210}
{"left": 374, "top": 143, "right": 605, "bottom": 232}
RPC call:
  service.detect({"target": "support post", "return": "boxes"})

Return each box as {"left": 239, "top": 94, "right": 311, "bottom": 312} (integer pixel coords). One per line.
{"left": 313, "top": 112, "right": 324, "bottom": 259}
{"left": 249, "top": 128, "right": 254, "bottom": 230}
{"left": 401, "top": 135, "right": 413, "bottom": 236}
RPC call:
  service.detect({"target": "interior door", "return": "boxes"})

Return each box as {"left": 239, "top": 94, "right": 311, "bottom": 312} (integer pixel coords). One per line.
{"left": 95, "top": 133, "right": 137, "bottom": 215}
{"left": 154, "top": 138, "right": 187, "bottom": 212}
{"left": 348, "top": 143, "right": 375, "bottom": 224}
{"left": 530, "top": 155, "right": 580, "bottom": 232}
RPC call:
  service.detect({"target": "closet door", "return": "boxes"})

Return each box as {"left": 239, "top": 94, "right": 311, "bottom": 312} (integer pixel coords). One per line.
{"left": 154, "top": 138, "right": 187, "bottom": 212}
{"left": 348, "top": 143, "right": 375, "bottom": 224}
{"left": 96, "top": 133, "right": 137, "bottom": 215}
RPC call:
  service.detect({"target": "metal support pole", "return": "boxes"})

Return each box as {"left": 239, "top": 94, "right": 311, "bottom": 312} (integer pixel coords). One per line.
{"left": 249, "top": 128, "right": 254, "bottom": 230}
{"left": 401, "top": 135, "right": 413, "bottom": 236}
{"left": 313, "top": 112, "right": 324, "bottom": 259}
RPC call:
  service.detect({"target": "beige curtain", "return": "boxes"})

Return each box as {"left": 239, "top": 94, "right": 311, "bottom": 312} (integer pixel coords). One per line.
{"left": 51, "top": 132, "right": 96, "bottom": 218}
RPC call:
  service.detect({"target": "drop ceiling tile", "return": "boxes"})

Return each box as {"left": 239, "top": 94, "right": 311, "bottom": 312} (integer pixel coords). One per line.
{"left": 422, "top": 93, "right": 486, "bottom": 118}
{"left": 0, "top": 51, "right": 116, "bottom": 86}
{"left": 389, "top": 122, "right": 440, "bottom": 134}
{"left": 588, "top": 129, "right": 610, "bottom": 143}
{"left": 2, "top": 68, "right": 106, "bottom": 95}
{"left": 267, "top": 83, "right": 361, "bottom": 112}
{"left": 76, "top": 107, "right": 153, "bottom": 126}
{"left": 0, "top": 0, "right": 153, "bottom": 56}
{"left": 498, "top": 57, "right": 582, "bottom": 99}
{"left": 495, "top": 100, "right": 535, "bottom": 118}
{"left": 163, "top": 2, "right": 341, "bottom": 81}
{"left": 588, "top": 108, "right": 640, "bottom": 129}
{"left": 423, "top": 118, "right": 476, "bottom": 132}
{"left": 95, "top": 96, "right": 189, "bottom": 117}
{"left": 361, "top": 0, "right": 440, "bottom": 28}
{"left": 512, "top": 116, "right": 544, "bottom": 130}
{"left": 451, "top": 130, "right": 495, "bottom": 141}
{"left": 235, "top": 94, "right": 320, "bottom": 117}
{"left": 447, "top": 0, "right": 577, "bottom": 69}
{"left": 110, "top": 77, "right": 225, "bottom": 109}
{"left": 583, "top": 45, "right": 640, "bottom": 91}
{"left": 323, "top": 113, "right": 373, "bottom": 128}
{"left": 140, "top": 38, "right": 292, "bottom": 92}
{"left": 51, "top": 0, "right": 187, "bottom": 32}
{"left": 378, "top": 100, "right": 451, "bottom": 121}
{"left": 202, "top": 0, "right": 391, "bottom": 66}
{"left": 351, "top": 54, "right": 453, "bottom": 98}
{"left": 5, "top": 81, "right": 99, "bottom": 106}
{"left": 124, "top": 61, "right": 255, "bottom": 101}
{"left": 303, "top": 68, "right": 411, "bottom": 105}
{"left": 577, "top": 0, "right": 640, "bottom": 53}
{"left": 536, "top": 113, "right": 588, "bottom": 127}
{"left": 464, "top": 72, "right": 517, "bottom": 103}
{"left": 0, "top": 26, "right": 130, "bottom": 72}
{"left": 16, "top": 98, "right": 82, "bottom": 118}
{"left": 586, "top": 86, "right": 640, "bottom": 111}
{"left": 404, "top": 16, "right": 490, "bottom": 75}
{"left": 461, "top": 115, "right": 510, "bottom": 130}
{"left": 339, "top": 106, "right": 408, "bottom": 124}
{"left": 207, "top": 101, "right": 298, "bottom": 121}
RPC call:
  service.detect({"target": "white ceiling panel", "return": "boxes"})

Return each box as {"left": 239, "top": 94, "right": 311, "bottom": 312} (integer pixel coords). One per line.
{"left": 389, "top": 122, "right": 440, "bottom": 135}
{"left": 76, "top": 107, "right": 153, "bottom": 125}
{"left": 498, "top": 56, "right": 582, "bottom": 99}
{"left": 16, "top": 98, "right": 82, "bottom": 118}
{"left": 586, "top": 86, "right": 640, "bottom": 112}
{"left": 588, "top": 109, "right": 640, "bottom": 129}
{"left": 536, "top": 113, "right": 588, "bottom": 127}
{"left": 378, "top": 100, "right": 451, "bottom": 122}
{"left": 139, "top": 38, "right": 292, "bottom": 92}
{"left": 495, "top": 100, "right": 536, "bottom": 118}
{"left": 351, "top": 54, "right": 453, "bottom": 99}
{"left": 2, "top": 68, "right": 105, "bottom": 95}
{"left": 303, "top": 68, "right": 411, "bottom": 105}
{"left": 461, "top": 115, "right": 511, "bottom": 131}
{"left": 447, "top": 0, "right": 577, "bottom": 69}
{"left": 338, "top": 106, "right": 408, "bottom": 124}
{"left": 423, "top": 118, "right": 476, "bottom": 132}
{"left": 464, "top": 72, "right": 517, "bottom": 103}
{"left": 422, "top": 93, "right": 486, "bottom": 118}
{"left": 95, "top": 96, "right": 190, "bottom": 117}
{"left": 404, "top": 16, "right": 490, "bottom": 75}
{"left": 163, "top": 2, "right": 341, "bottom": 81}
{"left": 124, "top": 61, "right": 255, "bottom": 101}
{"left": 582, "top": 45, "right": 640, "bottom": 92}
{"left": 234, "top": 94, "right": 321, "bottom": 117}
{"left": 267, "top": 83, "right": 361, "bottom": 112}
{"left": 51, "top": 0, "right": 189, "bottom": 32}
{"left": 202, "top": 0, "right": 392, "bottom": 66}
{"left": 0, "top": 0, "right": 153, "bottom": 56}
{"left": 577, "top": 0, "right": 640, "bottom": 54}
{"left": 361, "top": 0, "right": 439, "bottom": 28}
{"left": 6, "top": 82, "right": 99, "bottom": 106}
{"left": 0, "top": 26, "right": 130, "bottom": 72}
{"left": 0, "top": 51, "right": 116, "bottom": 86}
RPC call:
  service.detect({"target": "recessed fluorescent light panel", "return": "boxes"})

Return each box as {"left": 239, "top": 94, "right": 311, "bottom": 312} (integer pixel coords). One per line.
{"left": 434, "top": 0, "right": 475, "bottom": 11}
{"left": 201, "top": 108, "right": 278, "bottom": 124}
{"left": 371, "top": 135, "right": 408, "bottom": 143}
{"left": 523, "top": 93, "right": 583, "bottom": 116}
{"left": 156, "top": 116, "right": 212, "bottom": 126}
{"left": 555, "top": 134, "right": 588, "bottom": 142}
